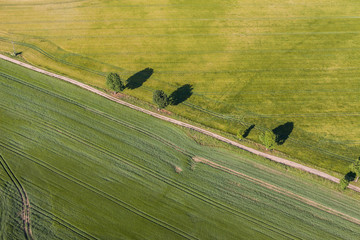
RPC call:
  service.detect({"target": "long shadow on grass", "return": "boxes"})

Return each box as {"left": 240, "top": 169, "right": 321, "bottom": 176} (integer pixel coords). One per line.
{"left": 169, "top": 84, "right": 193, "bottom": 105}
{"left": 242, "top": 124, "right": 255, "bottom": 138}
{"left": 272, "top": 122, "right": 294, "bottom": 145}
{"left": 126, "top": 68, "right": 153, "bottom": 89}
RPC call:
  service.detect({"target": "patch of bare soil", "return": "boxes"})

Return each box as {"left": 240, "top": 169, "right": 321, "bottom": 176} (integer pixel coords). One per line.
{"left": 174, "top": 166, "right": 183, "bottom": 173}
{"left": 111, "top": 92, "right": 126, "bottom": 98}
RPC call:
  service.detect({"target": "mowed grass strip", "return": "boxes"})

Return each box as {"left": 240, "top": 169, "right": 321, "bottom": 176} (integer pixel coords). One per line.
{"left": 2, "top": 60, "right": 360, "bottom": 239}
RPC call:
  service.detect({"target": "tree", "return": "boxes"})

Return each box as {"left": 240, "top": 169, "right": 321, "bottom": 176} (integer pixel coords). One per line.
{"left": 153, "top": 90, "right": 169, "bottom": 109}
{"left": 106, "top": 73, "right": 125, "bottom": 92}
{"left": 339, "top": 177, "right": 350, "bottom": 190}
{"left": 259, "top": 130, "right": 276, "bottom": 150}
{"left": 339, "top": 171, "right": 356, "bottom": 190}
{"left": 350, "top": 157, "right": 360, "bottom": 182}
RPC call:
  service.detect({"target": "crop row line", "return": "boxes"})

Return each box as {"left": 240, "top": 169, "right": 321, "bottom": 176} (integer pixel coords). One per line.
{"left": 0, "top": 37, "right": 106, "bottom": 76}
{"left": 0, "top": 112, "right": 297, "bottom": 240}
{"left": 194, "top": 157, "right": 360, "bottom": 226}
{"left": 0, "top": 74, "right": 192, "bottom": 158}
{"left": 1, "top": 36, "right": 355, "bottom": 163}
{"left": 0, "top": 89, "right": 303, "bottom": 238}
{"left": 3, "top": 67, "right": 351, "bottom": 237}
{"left": 3, "top": 15, "right": 360, "bottom": 24}
{"left": 26, "top": 122, "right": 299, "bottom": 239}
{"left": 0, "top": 142, "right": 197, "bottom": 240}
{"left": 30, "top": 204, "right": 98, "bottom": 240}
{"left": 0, "top": 154, "right": 33, "bottom": 240}
{"left": 0, "top": 184, "right": 95, "bottom": 240}
{"left": 2, "top": 53, "right": 358, "bottom": 189}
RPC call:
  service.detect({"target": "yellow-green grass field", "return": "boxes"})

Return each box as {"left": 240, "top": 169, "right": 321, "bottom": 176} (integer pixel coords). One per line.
{"left": 2, "top": 56, "right": 360, "bottom": 239}
{"left": 0, "top": 0, "right": 359, "bottom": 174}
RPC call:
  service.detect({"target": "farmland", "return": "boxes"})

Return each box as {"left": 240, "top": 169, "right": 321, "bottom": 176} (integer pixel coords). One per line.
{"left": 1, "top": 0, "right": 359, "bottom": 174}
{"left": 1, "top": 58, "right": 360, "bottom": 239}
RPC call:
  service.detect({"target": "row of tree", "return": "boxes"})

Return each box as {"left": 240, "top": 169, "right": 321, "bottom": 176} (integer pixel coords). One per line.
{"left": 106, "top": 72, "right": 169, "bottom": 109}
{"left": 106, "top": 73, "right": 192, "bottom": 110}
{"left": 106, "top": 73, "right": 359, "bottom": 191}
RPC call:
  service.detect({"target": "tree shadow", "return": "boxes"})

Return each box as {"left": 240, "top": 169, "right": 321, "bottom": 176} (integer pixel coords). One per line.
{"left": 11, "top": 51, "right": 22, "bottom": 57}
{"left": 242, "top": 124, "right": 255, "bottom": 138}
{"left": 169, "top": 84, "right": 193, "bottom": 105}
{"left": 345, "top": 171, "right": 356, "bottom": 181}
{"left": 272, "top": 122, "right": 294, "bottom": 145}
{"left": 126, "top": 68, "right": 153, "bottom": 89}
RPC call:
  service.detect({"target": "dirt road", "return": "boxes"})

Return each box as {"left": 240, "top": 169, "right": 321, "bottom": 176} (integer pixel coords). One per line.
{"left": 1, "top": 54, "right": 359, "bottom": 192}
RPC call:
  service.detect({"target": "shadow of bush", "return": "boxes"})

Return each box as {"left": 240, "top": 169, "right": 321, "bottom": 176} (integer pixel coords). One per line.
{"left": 242, "top": 124, "right": 255, "bottom": 138}
{"left": 126, "top": 68, "right": 153, "bottom": 89}
{"left": 169, "top": 84, "right": 193, "bottom": 105}
{"left": 272, "top": 122, "right": 294, "bottom": 145}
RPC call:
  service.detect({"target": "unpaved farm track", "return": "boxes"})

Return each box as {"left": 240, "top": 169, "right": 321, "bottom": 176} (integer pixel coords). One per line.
{"left": 1, "top": 54, "right": 359, "bottom": 193}
{"left": 0, "top": 154, "right": 33, "bottom": 240}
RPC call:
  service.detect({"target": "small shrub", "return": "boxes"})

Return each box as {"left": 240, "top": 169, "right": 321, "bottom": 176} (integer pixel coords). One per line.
{"left": 259, "top": 130, "right": 276, "bottom": 150}
{"left": 350, "top": 157, "right": 360, "bottom": 182}
{"left": 237, "top": 125, "right": 246, "bottom": 140}
{"left": 339, "top": 177, "right": 350, "bottom": 190}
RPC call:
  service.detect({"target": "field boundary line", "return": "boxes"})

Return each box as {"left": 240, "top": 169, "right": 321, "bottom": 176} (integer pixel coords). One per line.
{"left": 1, "top": 54, "right": 359, "bottom": 192}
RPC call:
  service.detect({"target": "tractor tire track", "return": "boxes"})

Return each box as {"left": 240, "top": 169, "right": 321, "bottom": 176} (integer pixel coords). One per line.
{"left": 0, "top": 139, "right": 299, "bottom": 240}
{"left": 0, "top": 54, "right": 359, "bottom": 192}
{"left": 0, "top": 154, "right": 33, "bottom": 240}
{"left": 193, "top": 156, "right": 360, "bottom": 226}
{"left": 0, "top": 143, "right": 197, "bottom": 240}
{"left": 0, "top": 102, "right": 298, "bottom": 238}
{"left": 0, "top": 187, "right": 95, "bottom": 240}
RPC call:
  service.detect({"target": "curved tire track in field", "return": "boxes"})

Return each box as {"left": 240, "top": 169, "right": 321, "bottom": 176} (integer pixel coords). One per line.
{"left": 0, "top": 154, "right": 33, "bottom": 240}
{"left": 0, "top": 135, "right": 299, "bottom": 239}
{"left": 0, "top": 102, "right": 297, "bottom": 238}
{"left": 1, "top": 54, "right": 359, "bottom": 193}
{"left": 0, "top": 143, "right": 198, "bottom": 240}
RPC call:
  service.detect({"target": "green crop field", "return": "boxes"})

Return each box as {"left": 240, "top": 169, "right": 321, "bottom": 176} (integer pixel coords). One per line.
{"left": 1, "top": 0, "right": 360, "bottom": 174}
{"left": 1, "top": 58, "right": 360, "bottom": 239}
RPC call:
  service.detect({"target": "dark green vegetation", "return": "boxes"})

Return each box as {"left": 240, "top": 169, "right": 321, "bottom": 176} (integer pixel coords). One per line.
{"left": 351, "top": 158, "right": 360, "bottom": 182}
{"left": 2, "top": 59, "right": 360, "bottom": 239}
{"left": 0, "top": 0, "right": 359, "bottom": 174}
{"left": 259, "top": 131, "right": 276, "bottom": 150}
{"left": 153, "top": 90, "right": 169, "bottom": 109}
{"left": 0, "top": 182, "right": 23, "bottom": 239}
{"left": 106, "top": 72, "right": 125, "bottom": 93}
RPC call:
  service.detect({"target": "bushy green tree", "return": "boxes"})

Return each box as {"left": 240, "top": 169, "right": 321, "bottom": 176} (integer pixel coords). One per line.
{"left": 339, "top": 171, "right": 356, "bottom": 190}
{"left": 259, "top": 130, "right": 276, "bottom": 150}
{"left": 339, "top": 177, "right": 350, "bottom": 190}
{"left": 350, "top": 157, "right": 360, "bottom": 182}
{"left": 106, "top": 73, "right": 125, "bottom": 92}
{"left": 153, "top": 90, "right": 169, "bottom": 109}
